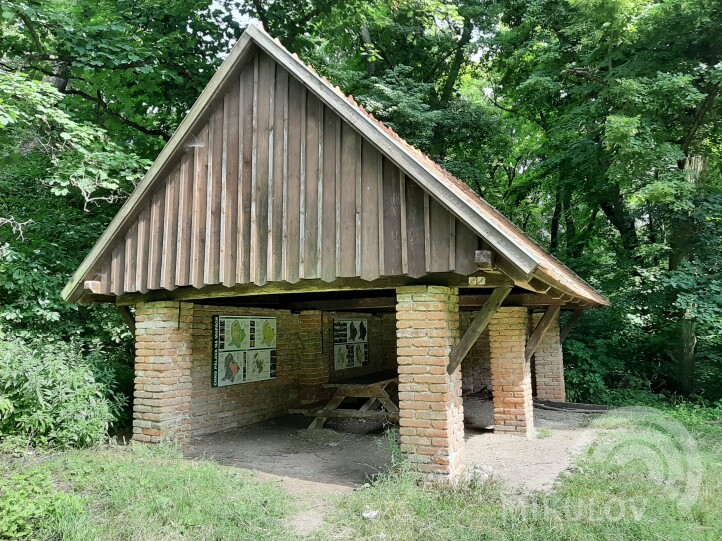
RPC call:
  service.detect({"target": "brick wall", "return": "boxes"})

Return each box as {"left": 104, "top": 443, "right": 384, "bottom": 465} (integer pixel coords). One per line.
{"left": 134, "top": 301, "right": 400, "bottom": 440}
{"left": 189, "top": 305, "right": 300, "bottom": 436}
{"left": 459, "top": 312, "right": 491, "bottom": 393}
{"left": 531, "top": 311, "right": 565, "bottom": 401}
{"left": 488, "top": 307, "right": 534, "bottom": 436}
{"left": 396, "top": 286, "right": 465, "bottom": 480}
{"left": 133, "top": 301, "right": 193, "bottom": 443}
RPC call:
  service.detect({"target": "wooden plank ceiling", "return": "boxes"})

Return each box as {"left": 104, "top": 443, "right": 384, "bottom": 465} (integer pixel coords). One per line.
{"left": 91, "top": 49, "right": 479, "bottom": 296}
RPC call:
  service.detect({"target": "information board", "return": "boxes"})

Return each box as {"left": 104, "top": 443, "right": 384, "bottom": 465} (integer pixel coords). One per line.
{"left": 212, "top": 316, "right": 277, "bottom": 387}
{"left": 333, "top": 318, "right": 369, "bottom": 370}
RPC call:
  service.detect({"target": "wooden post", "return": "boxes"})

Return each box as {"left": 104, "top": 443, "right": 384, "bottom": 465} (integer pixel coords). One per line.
{"left": 447, "top": 286, "right": 512, "bottom": 375}
{"left": 525, "top": 305, "right": 561, "bottom": 361}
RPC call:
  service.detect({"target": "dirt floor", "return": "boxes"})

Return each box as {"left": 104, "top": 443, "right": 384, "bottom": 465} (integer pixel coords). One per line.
{"left": 187, "top": 398, "right": 597, "bottom": 492}
{"left": 186, "top": 398, "right": 600, "bottom": 536}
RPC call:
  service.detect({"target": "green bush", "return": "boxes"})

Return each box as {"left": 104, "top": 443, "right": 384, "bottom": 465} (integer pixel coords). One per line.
{"left": 0, "top": 336, "right": 124, "bottom": 449}
{"left": 0, "top": 466, "right": 83, "bottom": 540}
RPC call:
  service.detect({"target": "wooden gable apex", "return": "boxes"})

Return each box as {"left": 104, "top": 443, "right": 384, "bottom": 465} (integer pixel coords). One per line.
{"left": 65, "top": 31, "right": 482, "bottom": 302}
{"left": 63, "top": 25, "right": 608, "bottom": 307}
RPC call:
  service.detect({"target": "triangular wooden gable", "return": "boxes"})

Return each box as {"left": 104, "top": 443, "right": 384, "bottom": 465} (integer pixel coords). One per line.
{"left": 63, "top": 26, "right": 607, "bottom": 307}
{"left": 87, "top": 47, "right": 480, "bottom": 297}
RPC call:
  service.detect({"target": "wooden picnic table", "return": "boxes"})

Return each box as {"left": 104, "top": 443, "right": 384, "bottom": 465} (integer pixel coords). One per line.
{"left": 290, "top": 370, "right": 399, "bottom": 429}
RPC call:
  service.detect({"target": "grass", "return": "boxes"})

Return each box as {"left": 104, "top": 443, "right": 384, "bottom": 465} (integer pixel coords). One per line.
{"left": 2, "top": 405, "right": 720, "bottom": 540}
{"left": 1, "top": 442, "right": 294, "bottom": 541}
{"left": 311, "top": 406, "right": 722, "bottom": 541}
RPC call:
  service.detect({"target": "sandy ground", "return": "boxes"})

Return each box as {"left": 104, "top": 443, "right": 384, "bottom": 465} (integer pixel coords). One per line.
{"left": 186, "top": 400, "right": 600, "bottom": 536}
{"left": 464, "top": 397, "right": 599, "bottom": 493}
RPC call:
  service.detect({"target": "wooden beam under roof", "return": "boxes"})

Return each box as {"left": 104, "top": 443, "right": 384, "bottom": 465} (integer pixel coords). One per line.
{"left": 560, "top": 309, "right": 584, "bottom": 343}
{"left": 114, "top": 272, "right": 514, "bottom": 306}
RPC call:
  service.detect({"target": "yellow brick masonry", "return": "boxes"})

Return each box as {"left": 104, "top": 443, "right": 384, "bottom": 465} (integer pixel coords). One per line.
{"left": 488, "top": 307, "right": 534, "bottom": 436}
{"left": 396, "top": 286, "right": 465, "bottom": 480}
{"left": 531, "top": 311, "right": 565, "bottom": 401}
{"left": 133, "top": 301, "right": 194, "bottom": 443}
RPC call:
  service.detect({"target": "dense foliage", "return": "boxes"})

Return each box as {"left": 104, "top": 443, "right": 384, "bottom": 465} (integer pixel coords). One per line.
{"left": 0, "top": 0, "right": 720, "bottom": 445}
{"left": 0, "top": 335, "right": 128, "bottom": 449}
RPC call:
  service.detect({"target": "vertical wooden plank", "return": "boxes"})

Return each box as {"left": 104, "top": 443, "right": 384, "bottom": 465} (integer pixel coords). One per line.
{"left": 339, "top": 122, "right": 357, "bottom": 277}
{"left": 251, "top": 51, "right": 273, "bottom": 286}
{"left": 249, "top": 52, "right": 260, "bottom": 284}
{"left": 110, "top": 244, "right": 125, "bottom": 296}
{"left": 298, "top": 87, "right": 307, "bottom": 278}
{"left": 136, "top": 205, "right": 151, "bottom": 293}
{"left": 399, "top": 173, "right": 408, "bottom": 274}
{"left": 382, "top": 158, "right": 402, "bottom": 276}
{"left": 455, "top": 220, "right": 479, "bottom": 275}
{"left": 448, "top": 212, "right": 456, "bottom": 271}
{"left": 269, "top": 65, "right": 287, "bottom": 282}
{"left": 284, "top": 75, "right": 302, "bottom": 283}
{"left": 265, "top": 60, "right": 276, "bottom": 282}
{"left": 315, "top": 100, "right": 324, "bottom": 278}
{"left": 302, "top": 92, "right": 320, "bottom": 278}
{"left": 160, "top": 165, "right": 180, "bottom": 290}
{"left": 220, "top": 82, "right": 240, "bottom": 287}
{"left": 281, "top": 72, "right": 290, "bottom": 282}
{"left": 405, "top": 180, "right": 426, "bottom": 278}
{"left": 147, "top": 183, "right": 166, "bottom": 290}
{"left": 376, "top": 151, "right": 385, "bottom": 276}
{"left": 423, "top": 192, "right": 431, "bottom": 272}
{"left": 360, "top": 139, "right": 380, "bottom": 280}
{"left": 237, "top": 58, "right": 255, "bottom": 284}
{"left": 334, "top": 115, "right": 342, "bottom": 277}
{"left": 428, "top": 198, "right": 451, "bottom": 273}
{"left": 190, "top": 124, "right": 209, "bottom": 289}
{"left": 99, "top": 260, "right": 112, "bottom": 295}
{"left": 204, "top": 106, "right": 223, "bottom": 285}
{"left": 354, "top": 133, "right": 362, "bottom": 276}
{"left": 175, "top": 150, "right": 194, "bottom": 286}
{"left": 124, "top": 223, "right": 137, "bottom": 292}
{"left": 321, "top": 109, "right": 338, "bottom": 282}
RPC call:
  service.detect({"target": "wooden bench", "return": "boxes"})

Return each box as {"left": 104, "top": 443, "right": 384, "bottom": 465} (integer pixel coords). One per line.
{"left": 290, "top": 371, "right": 399, "bottom": 429}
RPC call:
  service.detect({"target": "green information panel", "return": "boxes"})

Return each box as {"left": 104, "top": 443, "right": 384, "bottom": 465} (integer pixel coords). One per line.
{"left": 212, "top": 316, "right": 277, "bottom": 387}
{"left": 333, "top": 318, "right": 369, "bottom": 369}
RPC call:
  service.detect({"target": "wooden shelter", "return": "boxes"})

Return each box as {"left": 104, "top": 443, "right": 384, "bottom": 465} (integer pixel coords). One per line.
{"left": 63, "top": 25, "right": 607, "bottom": 480}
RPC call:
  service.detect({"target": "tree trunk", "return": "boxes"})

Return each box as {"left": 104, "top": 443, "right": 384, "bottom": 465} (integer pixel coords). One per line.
{"left": 667, "top": 156, "right": 704, "bottom": 395}
{"left": 550, "top": 188, "right": 561, "bottom": 254}
{"left": 599, "top": 184, "right": 639, "bottom": 258}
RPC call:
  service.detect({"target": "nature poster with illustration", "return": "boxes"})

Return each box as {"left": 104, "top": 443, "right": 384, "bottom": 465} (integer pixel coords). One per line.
{"left": 212, "top": 316, "right": 277, "bottom": 387}
{"left": 333, "top": 319, "right": 369, "bottom": 370}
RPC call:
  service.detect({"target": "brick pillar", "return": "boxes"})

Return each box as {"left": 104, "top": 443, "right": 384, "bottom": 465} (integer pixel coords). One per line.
{"left": 532, "top": 311, "right": 565, "bottom": 401}
{"left": 298, "top": 310, "right": 329, "bottom": 404}
{"left": 133, "top": 301, "right": 193, "bottom": 443}
{"left": 488, "top": 307, "right": 534, "bottom": 436}
{"left": 396, "top": 286, "right": 464, "bottom": 481}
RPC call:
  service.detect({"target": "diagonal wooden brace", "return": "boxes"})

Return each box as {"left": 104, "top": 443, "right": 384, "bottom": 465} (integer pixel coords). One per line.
{"left": 560, "top": 309, "right": 583, "bottom": 343}
{"left": 525, "top": 305, "right": 561, "bottom": 361}
{"left": 447, "top": 286, "right": 512, "bottom": 375}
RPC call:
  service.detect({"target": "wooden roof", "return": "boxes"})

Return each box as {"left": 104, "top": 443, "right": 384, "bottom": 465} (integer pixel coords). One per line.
{"left": 61, "top": 25, "right": 608, "bottom": 307}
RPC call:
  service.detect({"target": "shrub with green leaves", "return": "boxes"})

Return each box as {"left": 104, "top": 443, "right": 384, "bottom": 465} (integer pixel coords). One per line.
{"left": 0, "top": 336, "right": 123, "bottom": 449}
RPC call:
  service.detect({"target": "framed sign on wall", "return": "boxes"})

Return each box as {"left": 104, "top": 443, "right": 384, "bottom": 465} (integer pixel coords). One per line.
{"left": 333, "top": 318, "right": 369, "bottom": 370}
{"left": 212, "top": 316, "right": 277, "bottom": 387}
